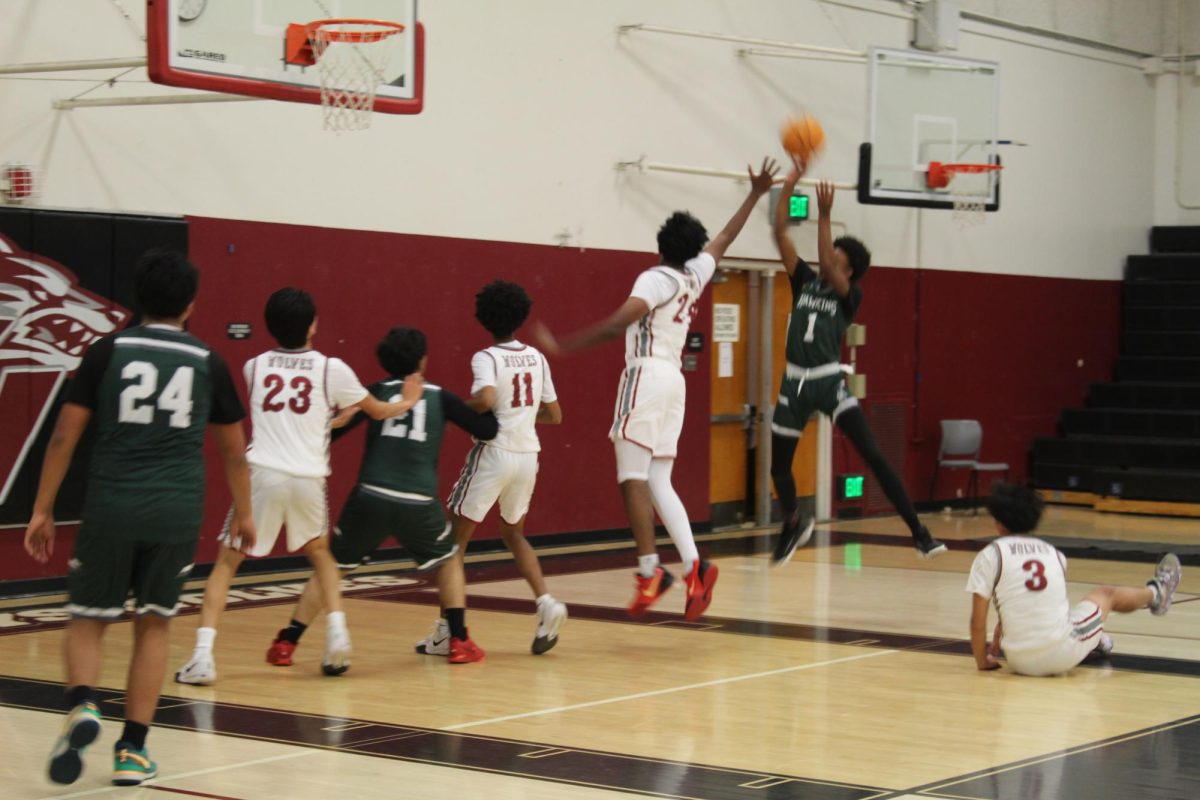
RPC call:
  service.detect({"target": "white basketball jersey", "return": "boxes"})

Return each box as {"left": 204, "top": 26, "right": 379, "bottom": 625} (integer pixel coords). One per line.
{"left": 471, "top": 342, "right": 556, "bottom": 453}
{"left": 243, "top": 349, "right": 369, "bottom": 478}
{"left": 967, "top": 535, "right": 1071, "bottom": 654}
{"left": 625, "top": 252, "right": 716, "bottom": 368}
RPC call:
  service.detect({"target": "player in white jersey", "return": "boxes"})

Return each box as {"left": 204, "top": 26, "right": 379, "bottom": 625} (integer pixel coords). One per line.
{"left": 536, "top": 158, "right": 778, "bottom": 620}
{"left": 418, "top": 281, "right": 567, "bottom": 655}
{"left": 966, "top": 483, "right": 1181, "bottom": 676}
{"left": 176, "top": 288, "right": 420, "bottom": 684}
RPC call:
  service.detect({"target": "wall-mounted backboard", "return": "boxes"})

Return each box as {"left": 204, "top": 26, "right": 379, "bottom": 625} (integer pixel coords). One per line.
{"left": 146, "top": 0, "right": 424, "bottom": 114}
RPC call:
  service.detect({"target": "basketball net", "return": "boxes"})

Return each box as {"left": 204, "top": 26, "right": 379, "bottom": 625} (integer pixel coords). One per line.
{"left": 951, "top": 189, "right": 989, "bottom": 228}
{"left": 309, "top": 21, "right": 403, "bottom": 132}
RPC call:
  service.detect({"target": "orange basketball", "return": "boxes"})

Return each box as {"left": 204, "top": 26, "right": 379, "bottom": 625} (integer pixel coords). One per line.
{"left": 780, "top": 115, "right": 826, "bottom": 161}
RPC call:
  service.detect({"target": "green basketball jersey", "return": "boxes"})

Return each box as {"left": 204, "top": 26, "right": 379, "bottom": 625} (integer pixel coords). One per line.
{"left": 67, "top": 324, "right": 244, "bottom": 540}
{"left": 356, "top": 381, "right": 446, "bottom": 498}
{"left": 785, "top": 258, "right": 863, "bottom": 368}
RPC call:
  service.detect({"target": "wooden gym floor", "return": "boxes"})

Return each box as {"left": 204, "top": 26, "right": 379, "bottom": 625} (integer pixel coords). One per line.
{"left": 0, "top": 506, "right": 1197, "bottom": 800}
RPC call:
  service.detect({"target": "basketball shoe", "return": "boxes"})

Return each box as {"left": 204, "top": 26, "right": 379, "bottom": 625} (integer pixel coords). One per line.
{"left": 627, "top": 566, "right": 675, "bottom": 618}
{"left": 415, "top": 618, "right": 450, "bottom": 656}
{"left": 532, "top": 597, "right": 568, "bottom": 655}
{"left": 112, "top": 743, "right": 157, "bottom": 786}
{"left": 684, "top": 560, "right": 719, "bottom": 621}
{"left": 1093, "top": 633, "right": 1115, "bottom": 658}
{"left": 321, "top": 626, "right": 352, "bottom": 676}
{"left": 47, "top": 701, "right": 102, "bottom": 785}
{"left": 175, "top": 650, "right": 216, "bottom": 685}
{"left": 914, "top": 527, "right": 948, "bottom": 560}
{"left": 449, "top": 631, "right": 486, "bottom": 664}
{"left": 1149, "top": 553, "right": 1182, "bottom": 616}
{"left": 265, "top": 630, "right": 297, "bottom": 666}
{"left": 771, "top": 512, "right": 815, "bottom": 567}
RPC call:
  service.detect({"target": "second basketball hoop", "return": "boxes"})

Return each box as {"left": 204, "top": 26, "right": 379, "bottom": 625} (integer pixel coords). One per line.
{"left": 286, "top": 19, "right": 406, "bottom": 132}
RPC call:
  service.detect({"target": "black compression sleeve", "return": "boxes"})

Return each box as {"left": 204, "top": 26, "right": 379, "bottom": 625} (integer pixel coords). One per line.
{"left": 442, "top": 390, "right": 499, "bottom": 440}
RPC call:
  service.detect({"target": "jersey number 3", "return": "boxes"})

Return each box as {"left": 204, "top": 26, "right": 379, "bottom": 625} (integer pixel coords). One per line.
{"left": 1022, "top": 559, "right": 1048, "bottom": 591}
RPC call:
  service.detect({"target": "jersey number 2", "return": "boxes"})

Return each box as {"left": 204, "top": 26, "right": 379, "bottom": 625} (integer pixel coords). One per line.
{"left": 118, "top": 362, "right": 194, "bottom": 429}
{"left": 262, "top": 373, "right": 313, "bottom": 414}
{"left": 1022, "top": 559, "right": 1048, "bottom": 591}
{"left": 673, "top": 293, "right": 698, "bottom": 325}
{"left": 511, "top": 372, "right": 534, "bottom": 408}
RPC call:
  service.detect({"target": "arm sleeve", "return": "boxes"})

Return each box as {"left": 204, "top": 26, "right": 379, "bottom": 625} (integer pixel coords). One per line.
{"left": 540, "top": 358, "right": 558, "bottom": 403}
{"left": 64, "top": 336, "right": 116, "bottom": 410}
{"left": 442, "top": 390, "right": 499, "bottom": 440}
{"left": 629, "top": 270, "right": 678, "bottom": 309}
{"left": 470, "top": 350, "right": 497, "bottom": 396}
{"left": 208, "top": 351, "right": 246, "bottom": 424}
{"left": 964, "top": 546, "right": 999, "bottom": 599}
{"left": 326, "top": 358, "right": 370, "bottom": 409}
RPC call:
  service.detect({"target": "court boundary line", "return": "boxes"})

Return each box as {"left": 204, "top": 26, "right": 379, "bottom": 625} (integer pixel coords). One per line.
{"left": 442, "top": 648, "right": 898, "bottom": 730}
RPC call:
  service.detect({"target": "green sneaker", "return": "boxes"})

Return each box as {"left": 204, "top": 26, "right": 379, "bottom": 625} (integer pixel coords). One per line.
{"left": 112, "top": 743, "right": 157, "bottom": 786}
{"left": 48, "top": 701, "right": 102, "bottom": 785}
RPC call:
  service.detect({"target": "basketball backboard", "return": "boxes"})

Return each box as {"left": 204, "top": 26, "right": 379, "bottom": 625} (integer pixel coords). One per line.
{"left": 858, "top": 47, "right": 1000, "bottom": 210}
{"left": 146, "top": 0, "right": 424, "bottom": 115}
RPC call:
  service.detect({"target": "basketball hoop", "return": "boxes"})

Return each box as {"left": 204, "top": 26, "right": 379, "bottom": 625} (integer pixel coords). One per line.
{"left": 926, "top": 161, "right": 1003, "bottom": 227}
{"left": 286, "top": 19, "right": 406, "bottom": 132}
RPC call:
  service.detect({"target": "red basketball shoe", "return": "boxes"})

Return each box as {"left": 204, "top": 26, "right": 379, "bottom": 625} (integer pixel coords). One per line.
{"left": 627, "top": 566, "right": 675, "bottom": 618}
{"left": 265, "top": 631, "right": 297, "bottom": 666}
{"left": 683, "top": 560, "right": 719, "bottom": 621}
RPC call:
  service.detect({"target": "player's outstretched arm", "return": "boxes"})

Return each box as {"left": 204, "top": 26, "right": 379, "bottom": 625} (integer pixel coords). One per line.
{"left": 970, "top": 593, "right": 1001, "bottom": 671}
{"left": 773, "top": 157, "right": 805, "bottom": 277}
{"left": 704, "top": 157, "right": 779, "bottom": 263}
{"left": 533, "top": 297, "right": 651, "bottom": 357}
{"left": 211, "top": 421, "right": 256, "bottom": 554}
{"left": 443, "top": 390, "right": 500, "bottom": 440}
{"left": 358, "top": 373, "right": 425, "bottom": 419}
{"left": 24, "top": 403, "right": 91, "bottom": 563}
{"left": 536, "top": 400, "right": 562, "bottom": 425}
{"left": 815, "top": 181, "right": 850, "bottom": 298}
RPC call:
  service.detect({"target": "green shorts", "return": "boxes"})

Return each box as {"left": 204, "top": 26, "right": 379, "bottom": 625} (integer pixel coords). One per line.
{"left": 67, "top": 527, "right": 198, "bottom": 619}
{"left": 330, "top": 485, "right": 455, "bottom": 571}
{"left": 771, "top": 374, "right": 858, "bottom": 438}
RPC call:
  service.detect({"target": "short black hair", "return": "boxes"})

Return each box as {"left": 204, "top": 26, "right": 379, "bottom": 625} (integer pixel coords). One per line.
{"left": 376, "top": 327, "right": 426, "bottom": 378}
{"left": 264, "top": 287, "right": 316, "bottom": 349}
{"left": 657, "top": 212, "right": 708, "bottom": 266}
{"left": 834, "top": 236, "right": 871, "bottom": 282}
{"left": 475, "top": 280, "right": 532, "bottom": 339}
{"left": 133, "top": 249, "right": 198, "bottom": 319}
{"left": 986, "top": 483, "right": 1044, "bottom": 534}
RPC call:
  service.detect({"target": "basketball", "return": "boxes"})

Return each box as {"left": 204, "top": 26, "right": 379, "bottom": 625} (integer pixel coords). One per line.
{"left": 780, "top": 115, "right": 826, "bottom": 161}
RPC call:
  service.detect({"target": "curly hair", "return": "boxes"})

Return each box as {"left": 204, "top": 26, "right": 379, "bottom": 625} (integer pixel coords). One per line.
{"left": 834, "top": 236, "right": 871, "bottom": 282}
{"left": 376, "top": 327, "right": 427, "bottom": 378}
{"left": 986, "top": 483, "right": 1044, "bottom": 535}
{"left": 475, "top": 280, "right": 532, "bottom": 339}
{"left": 657, "top": 211, "right": 708, "bottom": 267}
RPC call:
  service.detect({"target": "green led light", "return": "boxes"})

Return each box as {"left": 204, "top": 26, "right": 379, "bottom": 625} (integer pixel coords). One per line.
{"left": 843, "top": 474, "right": 865, "bottom": 499}
{"left": 789, "top": 193, "right": 809, "bottom": 220}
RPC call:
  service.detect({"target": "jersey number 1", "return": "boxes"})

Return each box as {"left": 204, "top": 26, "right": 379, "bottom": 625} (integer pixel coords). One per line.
{"left": 382, "top": 398, "right": 427, "bottom": 441}
{"left": 511, "top": 372, "right": 534, "bottom": 408}
{"left": 803, "top": 312, "right": 818, "bottom": 343}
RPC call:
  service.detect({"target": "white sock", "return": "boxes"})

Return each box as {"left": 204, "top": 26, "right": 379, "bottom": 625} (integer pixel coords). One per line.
{"left": 638, "top": 553, "right": 660, "bottom": 578}
{"left": 648, "top": 459, "right": 700, "bottom": 568}
{"left": 195, "top": 626, "right": 216, "bottom": 651}
{"left": 682, "top": 558, "right": 696, "bottom": 576}
{"left": 1148, "top": 581, "right": 1162, "bottom": 606}
{"left": 326, "top": 611, "right": 347, "bottom": 630}
{"left": 536, "top": 593, "right": 553, "bottom": 607}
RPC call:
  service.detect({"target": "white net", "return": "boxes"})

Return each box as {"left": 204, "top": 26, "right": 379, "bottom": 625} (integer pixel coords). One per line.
{"left": 310, "top": 21, "right": 403, "bottom": 132}
{"left": 951, "top": 191, "right": 989, "bottom": 227}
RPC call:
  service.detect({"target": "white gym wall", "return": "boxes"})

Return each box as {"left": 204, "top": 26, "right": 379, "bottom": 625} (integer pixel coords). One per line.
{"left": 1, "top": 0, "right": 1198, "bottom": 275}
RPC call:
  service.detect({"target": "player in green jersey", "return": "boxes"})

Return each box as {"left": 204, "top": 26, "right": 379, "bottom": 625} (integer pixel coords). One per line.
{"left": 769, "top": 159, "right": 946, "bottom": 565}
{"left": 24, "top": 249, "right": 255, "bottom": 787}
{"left": 266, "top": 326, "right": 500, "bottom": 668}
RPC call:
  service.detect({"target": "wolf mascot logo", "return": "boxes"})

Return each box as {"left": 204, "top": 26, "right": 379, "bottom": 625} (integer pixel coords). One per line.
{"left": 0, "top": 234, "right": 129, "bottom": 506}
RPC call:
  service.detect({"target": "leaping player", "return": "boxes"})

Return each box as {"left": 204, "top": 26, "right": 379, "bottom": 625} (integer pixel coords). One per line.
{"left": 537, "top": 158, "right": 778, "bottom": 620}
{"left": 418, "top": 280, "right": 566, "bottom": 657}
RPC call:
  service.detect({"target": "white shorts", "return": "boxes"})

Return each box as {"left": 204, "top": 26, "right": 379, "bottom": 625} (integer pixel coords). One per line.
{"left": 1005, "top": 601, "right": 1105, "bottom": 677}
{"left": 609, "top": 360, "right": 685, "bottom": 459}
{"left": 220, "top": 466, "right": 329, "bottom": 558}
{"left": 447, "top": 444, "right": 539, "bottom": 525}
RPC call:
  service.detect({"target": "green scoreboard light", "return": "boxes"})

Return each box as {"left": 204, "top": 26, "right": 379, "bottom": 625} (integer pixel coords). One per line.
{"left": 789, "top": 192, "right": 810, "bottom": 222}
{"left": 838, "top": 473, "right": 865, "bottom": 501}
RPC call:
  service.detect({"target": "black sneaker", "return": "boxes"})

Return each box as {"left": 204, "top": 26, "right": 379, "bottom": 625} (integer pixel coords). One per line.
{"left": 771, "top": 512, "right": 815, "bottom": 567}
{"left": 914, "top": 527, "right": 947, "bottom": 560}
